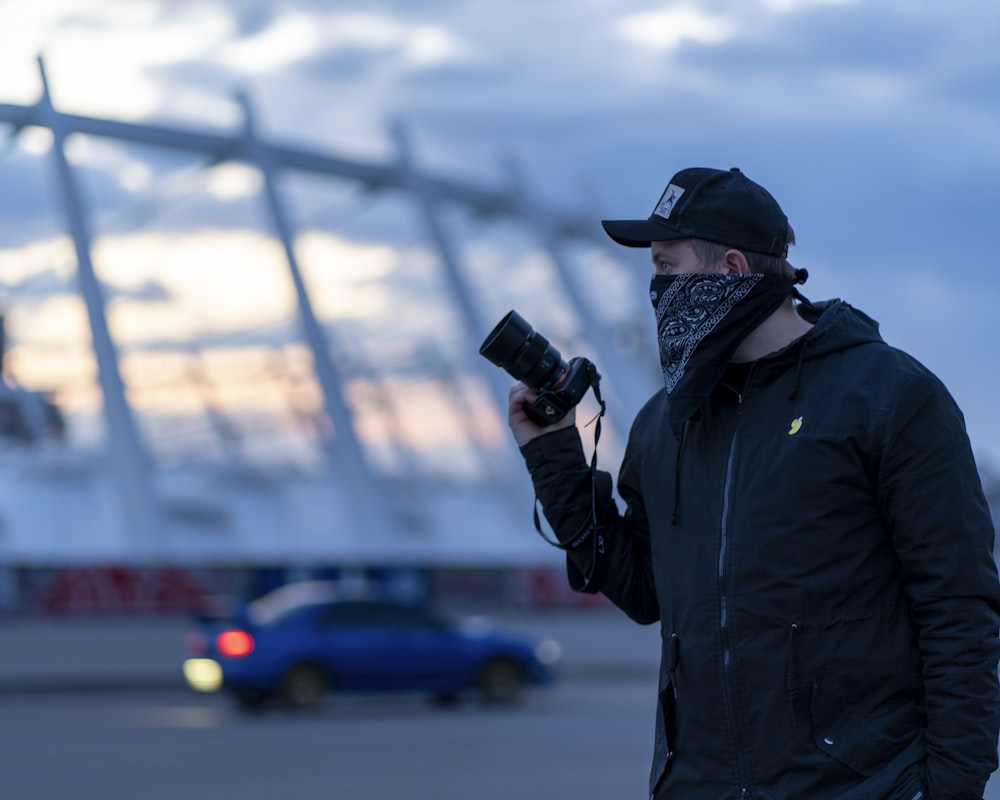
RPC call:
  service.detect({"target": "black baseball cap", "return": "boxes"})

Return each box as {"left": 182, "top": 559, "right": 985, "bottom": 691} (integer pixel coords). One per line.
{"left": 601, "top": 167, "right": 790, "bottom": 258}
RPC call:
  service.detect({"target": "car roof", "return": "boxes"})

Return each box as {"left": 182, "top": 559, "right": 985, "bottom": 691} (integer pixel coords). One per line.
{"left": 246, "top": 581, "right": 340, "bottom": 625}
{"left": 246, "top": 583, "right": 434, "bottom": 626}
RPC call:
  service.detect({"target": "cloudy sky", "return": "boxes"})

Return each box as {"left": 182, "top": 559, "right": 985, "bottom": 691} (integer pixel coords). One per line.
{"left": 0, "top": 0, "right": 998, "bottom": 475}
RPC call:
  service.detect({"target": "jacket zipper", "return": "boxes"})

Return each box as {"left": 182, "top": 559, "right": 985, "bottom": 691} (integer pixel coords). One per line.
{"left": 719, "top": 392, "right": 748, "bottom": 796}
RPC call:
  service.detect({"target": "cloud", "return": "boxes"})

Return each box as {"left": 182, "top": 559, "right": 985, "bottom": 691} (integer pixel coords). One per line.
{"left": 3, "top": 1, "right": 234, "bottom": 119}
{"left": 764, "top": 0, "right": 860, "bottom": 9}
{"left": 217, "top": 12, "right": 323, "bottom": 73}
{"left": 616, "top": 7, "right": 738, "bottom": 50}
{"left": 218, "top": 9, "right": 471, "bottom": 76}
{"left": 2, "top": 0, "right": 1000, "bottom": 464}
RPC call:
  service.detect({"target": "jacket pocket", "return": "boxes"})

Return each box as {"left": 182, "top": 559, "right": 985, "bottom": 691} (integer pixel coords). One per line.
{"left": 650, "top": 681, "right": 677, "bottom": 796}
{"left": 886, "top": 762, "right": 926, "bottom": 800}
{"left": 811, "top": 676, "right": 922, "bottom": 777}
{"left": 650, "top": 632, "right": 680, "bottom": 796}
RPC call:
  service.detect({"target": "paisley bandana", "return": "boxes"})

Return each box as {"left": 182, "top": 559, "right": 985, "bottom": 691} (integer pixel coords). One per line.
{"left": 650, "top": 272, "right": 796, "bottom": 437}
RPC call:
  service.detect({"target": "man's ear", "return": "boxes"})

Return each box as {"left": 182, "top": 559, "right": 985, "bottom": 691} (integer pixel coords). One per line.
{"left": 721, "top": 249, "right": 750, "bottom": 275}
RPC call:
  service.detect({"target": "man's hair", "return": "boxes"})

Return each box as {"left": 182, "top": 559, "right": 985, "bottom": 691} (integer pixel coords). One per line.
{"left": 689, "top": 224, "right": 797, "bottom": 279}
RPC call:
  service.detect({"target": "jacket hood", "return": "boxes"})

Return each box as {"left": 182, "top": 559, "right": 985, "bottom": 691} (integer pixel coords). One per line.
{"left": 792, "top": 298, "right": 885, "bottom": 362}
{"left": 742, "top": 298, "right": 885, "bottom": 407}
{"left": 655, "top": 298, "right": 886, "bottom": 445}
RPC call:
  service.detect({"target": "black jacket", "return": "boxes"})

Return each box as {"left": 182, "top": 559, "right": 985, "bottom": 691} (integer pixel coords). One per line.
{"left": 522, "top": 300, "right": 1000, "bottom": 800}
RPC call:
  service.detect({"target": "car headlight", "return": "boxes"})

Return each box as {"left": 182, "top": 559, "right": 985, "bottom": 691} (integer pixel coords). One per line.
{"left": 183, "top": 658, "right": 223, "bottom": 692}
{"left": 534, "top": 639, "right": 562, "bottom": 666}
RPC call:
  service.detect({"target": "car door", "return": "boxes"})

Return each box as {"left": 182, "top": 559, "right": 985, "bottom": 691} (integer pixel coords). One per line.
{"left": 375, "top": 604, "right": 471, "bottom": 692}
{"left": 310, "top": 602, "right": 392, "bottom": 690}
{"left": 314, "top": 602, "right": 471, "bottom": 692}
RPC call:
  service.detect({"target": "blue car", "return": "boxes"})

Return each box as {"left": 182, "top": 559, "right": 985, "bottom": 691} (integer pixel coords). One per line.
{"left": 183, "top": 581, "right": 562, "bottom": 710}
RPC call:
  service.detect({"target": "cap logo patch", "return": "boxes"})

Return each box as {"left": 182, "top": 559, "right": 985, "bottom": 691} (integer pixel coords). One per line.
{"left": 653, "top": 184, "right": 685, "bottom": 219}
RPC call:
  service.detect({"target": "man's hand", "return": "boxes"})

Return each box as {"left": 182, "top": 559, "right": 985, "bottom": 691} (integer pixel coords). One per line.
{"left": 508, "top": 382, "right": 576, "bottom": 448}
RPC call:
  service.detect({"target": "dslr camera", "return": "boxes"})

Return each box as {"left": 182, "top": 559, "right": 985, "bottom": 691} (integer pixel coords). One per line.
{"left": 479, "top": 310, "right": 599, "bottom": 427}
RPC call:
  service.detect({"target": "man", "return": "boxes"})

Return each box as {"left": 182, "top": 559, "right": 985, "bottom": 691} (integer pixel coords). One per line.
{"left": 507, "top": 167, "right": 1000, "bottom": 799}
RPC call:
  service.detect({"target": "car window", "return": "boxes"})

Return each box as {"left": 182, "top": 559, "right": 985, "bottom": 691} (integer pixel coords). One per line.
{"left": 247, "top": 581, "right": 339, "bottom": 626}
{"left": 317, "top": 602, "right": 446, "bottom": 630}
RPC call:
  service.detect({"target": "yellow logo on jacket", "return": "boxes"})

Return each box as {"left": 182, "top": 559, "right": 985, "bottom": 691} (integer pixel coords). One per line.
{"left": 788, "top": 417, "right": 803, "bottom": 435}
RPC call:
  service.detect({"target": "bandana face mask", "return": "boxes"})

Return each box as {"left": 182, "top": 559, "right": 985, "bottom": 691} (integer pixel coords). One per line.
{"left": 650, "top": 272, "right": 796, "bottom": 436}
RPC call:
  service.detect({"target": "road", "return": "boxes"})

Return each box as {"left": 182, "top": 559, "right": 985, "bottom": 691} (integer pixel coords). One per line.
{"left": 1, "top": 679, "right": 655, "bottom": 800}
{"left": 3, "top": 605, "right": 1000, "bottom": 800}
{"left": 6, "top": 679, "right": 1000, "bottom": 799}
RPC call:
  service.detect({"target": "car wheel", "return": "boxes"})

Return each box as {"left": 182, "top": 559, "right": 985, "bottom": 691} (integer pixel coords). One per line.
{"left": 280, "top": 664, "right": 329, "bottom": 710}
{"left": 478, "top": 658, "right": 525, "bottom": 704}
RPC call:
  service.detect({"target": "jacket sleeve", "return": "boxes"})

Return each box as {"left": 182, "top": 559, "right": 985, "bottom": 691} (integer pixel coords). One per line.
{"left": 520, "top": 425, "right": 659, "bottom": 624}
{"left": 878, "top": 370, "right": 1000, "bottom": 800}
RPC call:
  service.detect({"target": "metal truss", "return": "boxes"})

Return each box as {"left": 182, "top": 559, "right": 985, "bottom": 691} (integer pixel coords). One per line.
{"left": 0, "top": 56, "right": 648, "bottom": 558}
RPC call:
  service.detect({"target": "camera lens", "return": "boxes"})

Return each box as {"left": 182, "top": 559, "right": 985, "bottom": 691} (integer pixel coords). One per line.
{"left": 479, "top": 310, "right": 567, "bottom": 390}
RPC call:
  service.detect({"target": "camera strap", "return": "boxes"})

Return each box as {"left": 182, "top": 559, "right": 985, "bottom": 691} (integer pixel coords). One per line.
{"left": 531, "top": 360, "right": 606, "bottom": 590}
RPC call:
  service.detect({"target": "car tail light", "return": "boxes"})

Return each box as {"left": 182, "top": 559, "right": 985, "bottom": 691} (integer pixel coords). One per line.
{"left": 217, "top": 629, "right": 254, "bottom": 657}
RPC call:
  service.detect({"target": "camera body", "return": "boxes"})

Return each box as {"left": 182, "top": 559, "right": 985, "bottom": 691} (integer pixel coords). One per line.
{"left": 479, "top": 310, "right": 599, "bottom": 427}
{"left": 519, "top": 355, "right": 595, "bottom": 427}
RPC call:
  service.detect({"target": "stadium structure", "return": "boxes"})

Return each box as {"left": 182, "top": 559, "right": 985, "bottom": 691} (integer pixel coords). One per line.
{"left": 0, "top": 57, "right": 663, "bottom": 595}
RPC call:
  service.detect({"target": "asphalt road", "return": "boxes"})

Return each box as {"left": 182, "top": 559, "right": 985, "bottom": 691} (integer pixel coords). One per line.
{"left": 0, "top": 679, "right": 656, "bottom": 800}
{"left": 5, "top": 680, "right": 1000, "bottom": 799}
{"left": 3, "top": 610, "right": 1000, "bottom": 800}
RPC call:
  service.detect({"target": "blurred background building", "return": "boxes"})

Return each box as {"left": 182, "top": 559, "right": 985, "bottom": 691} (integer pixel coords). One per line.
{"left": 0, "top": 58, "right": 666, "bottom": 614}
{"left": 1, "top": 2, "right": 998, "bottom": 614}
